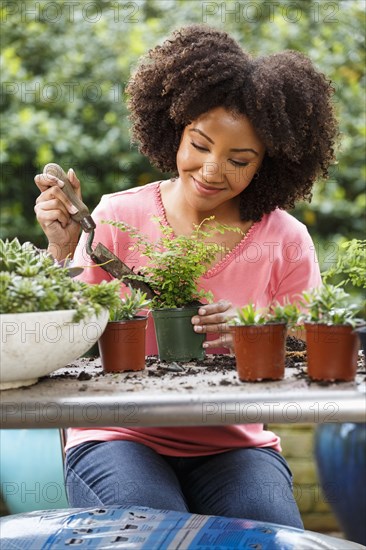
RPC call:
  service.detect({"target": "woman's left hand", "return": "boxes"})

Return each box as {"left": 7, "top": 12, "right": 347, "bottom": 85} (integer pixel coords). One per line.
{"left": 191, "top": 300, "right": 237, "bottom": 351}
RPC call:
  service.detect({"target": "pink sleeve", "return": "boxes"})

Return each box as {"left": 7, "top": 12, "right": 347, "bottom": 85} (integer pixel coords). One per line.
{"left": 271, "top": 229, "right": 322, "bottom": 305}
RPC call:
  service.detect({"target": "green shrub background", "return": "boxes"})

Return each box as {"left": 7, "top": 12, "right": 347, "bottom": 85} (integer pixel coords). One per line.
{"left": 1, "top": 0, "right": 365, "bottom": 272}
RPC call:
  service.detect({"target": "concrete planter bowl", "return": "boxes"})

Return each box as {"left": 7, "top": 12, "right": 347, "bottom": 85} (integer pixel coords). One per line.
{"left": 0, "top": 309, "right": 109, "bottom": 390}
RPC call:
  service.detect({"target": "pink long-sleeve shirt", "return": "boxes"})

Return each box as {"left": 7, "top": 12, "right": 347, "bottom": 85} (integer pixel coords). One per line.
{"left": 65, "top": 181, "right": 321, "bottom": 455}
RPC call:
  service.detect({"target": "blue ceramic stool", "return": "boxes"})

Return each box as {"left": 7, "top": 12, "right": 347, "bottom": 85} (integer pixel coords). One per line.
{"left": 1, "top": 505, "right": 365, "bottom": 549}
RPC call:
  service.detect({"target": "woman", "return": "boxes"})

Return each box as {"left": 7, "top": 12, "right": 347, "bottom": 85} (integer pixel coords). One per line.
{"left": 34, "top": 24, "right": 337, "bottom": 528}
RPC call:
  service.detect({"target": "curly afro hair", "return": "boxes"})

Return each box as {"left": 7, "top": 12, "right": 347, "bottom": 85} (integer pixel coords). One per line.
{"left": 126, "top": 24, "right": 338, "bottom": 221}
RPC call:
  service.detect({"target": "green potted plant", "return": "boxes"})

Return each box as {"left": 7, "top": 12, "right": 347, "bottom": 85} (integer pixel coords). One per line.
{"left": 98, "top": 286, "right": 151, "bottom": 372}
{"left": 322, "top": 239, "right": 365, "bottom": 290}
{"left": 103, "top": 216, "right": 241, "bottom": 362}
{"left": 322, "top": 238, "right": 366, "bottom": 354}
{"left": 300, "top": 283, "right": 361, "bottom": 381}
{"left": 229, "top": 302, "right": 300, "bottom": 381}
{"left": 0, "top": 238, "right": 120, "bottom": 389}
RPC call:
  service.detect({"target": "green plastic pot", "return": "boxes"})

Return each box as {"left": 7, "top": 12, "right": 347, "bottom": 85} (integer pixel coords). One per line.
{"left": 152, "top": 306, "right": 205, "bottom": 362}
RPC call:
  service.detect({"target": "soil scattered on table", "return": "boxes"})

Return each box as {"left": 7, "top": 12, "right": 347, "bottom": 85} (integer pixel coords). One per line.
{"left": 44, "top": 336, "right": 364, "bottom": 388}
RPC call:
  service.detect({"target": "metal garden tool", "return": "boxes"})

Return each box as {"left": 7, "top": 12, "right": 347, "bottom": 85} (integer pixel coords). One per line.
{"left": 43, "top": 163, "right": 156, "bottom": 299}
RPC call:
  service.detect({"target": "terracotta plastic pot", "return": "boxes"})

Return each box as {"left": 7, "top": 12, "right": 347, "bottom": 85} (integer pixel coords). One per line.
{"left": 98, "top": 316, "right": 147, "bottom": 372}
{"left": 304, "top": 323, "right": 359, "bottom": 381}
{"left": 230, "top": 323, "right": 286, "bottom": 381}
{"left": 152, "top": 306, "right": 205, "bottom": 362}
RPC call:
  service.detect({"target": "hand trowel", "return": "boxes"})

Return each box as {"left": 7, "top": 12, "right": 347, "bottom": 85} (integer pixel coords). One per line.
{"left": 43, "top": 163, "right": 156, "bottom": 298}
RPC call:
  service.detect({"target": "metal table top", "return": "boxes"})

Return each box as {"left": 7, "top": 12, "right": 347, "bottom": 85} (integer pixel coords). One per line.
{"left": 1, "top": 355, "right": 365, "bottom": 428}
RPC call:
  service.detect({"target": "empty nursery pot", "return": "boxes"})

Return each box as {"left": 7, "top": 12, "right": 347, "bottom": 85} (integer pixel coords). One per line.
{"left": 230, "top": 323, "right": 287, "bottom": 381}
{"left": 98, "top": 316, "right": 147, "bottom": 373}
{"left": 304, "top": 323, "right": 359, "bottom": 382}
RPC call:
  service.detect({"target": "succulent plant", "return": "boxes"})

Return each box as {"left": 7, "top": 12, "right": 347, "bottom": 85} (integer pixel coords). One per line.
{"left": 300, "top": 283, "right": 360, "bottom": 327}
{"left": 109, "top": 286, "right": 151, "bottom": 321}
{"left": 0, "top": 238, "right": 121, "bottom": 321}
{"left": 230, "top": 301, "right": 300, "bottom": 327}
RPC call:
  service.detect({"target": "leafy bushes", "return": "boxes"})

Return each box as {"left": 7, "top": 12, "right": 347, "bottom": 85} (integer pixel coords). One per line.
{"left": 1, "top": 0, "right": 364, "bottom": 249}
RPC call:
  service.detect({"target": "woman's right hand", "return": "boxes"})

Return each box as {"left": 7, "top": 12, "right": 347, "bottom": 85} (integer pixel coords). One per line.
{"left": 34, "top": 168, "right": 82, "bottom": 261}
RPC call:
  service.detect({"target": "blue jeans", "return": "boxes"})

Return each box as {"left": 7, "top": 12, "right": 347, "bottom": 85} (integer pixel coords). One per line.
{"left": 65, "top": 441, "right": 303, "bottom": 529}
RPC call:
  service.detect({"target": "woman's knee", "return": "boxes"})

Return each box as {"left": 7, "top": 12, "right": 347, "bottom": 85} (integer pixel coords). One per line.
{"left": 185, "top": 448, "right": 303, "bottom": 529}
{"left": 65, "top": 440, "right": 189, "bottom": 512}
